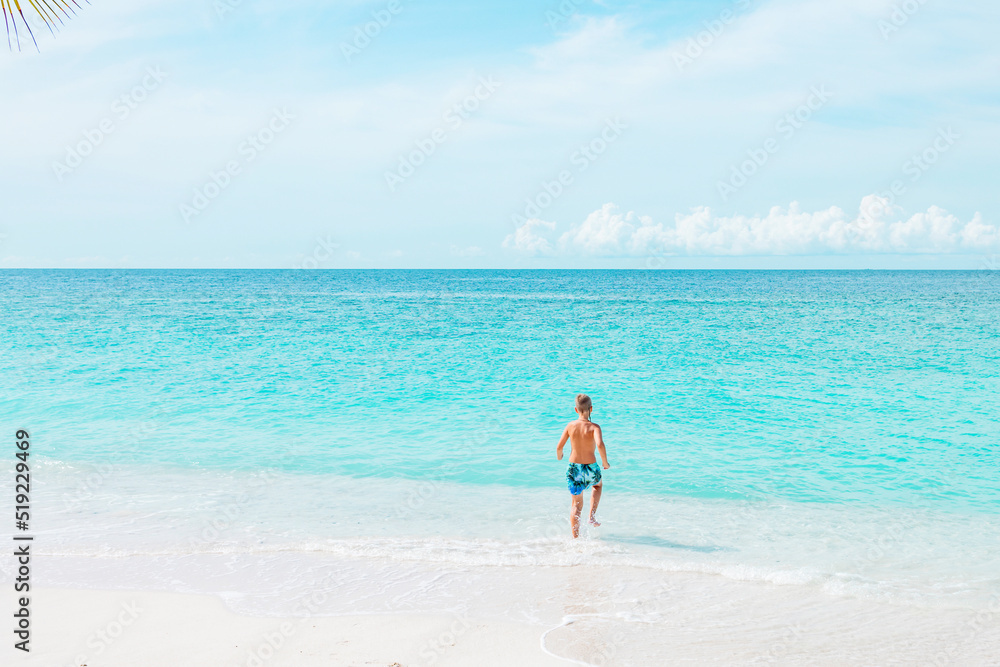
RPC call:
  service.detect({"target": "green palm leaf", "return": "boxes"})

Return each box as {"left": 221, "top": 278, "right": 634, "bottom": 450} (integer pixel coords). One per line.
{"left": 3, "top": 0, "right": 87, "bottom": 52}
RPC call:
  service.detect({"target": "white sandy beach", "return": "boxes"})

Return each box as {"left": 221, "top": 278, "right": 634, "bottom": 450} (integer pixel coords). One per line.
{"left": 14, "top": 570, "right": 1000, "bottom": 667}
{"left": 21, "top": 587, "right": 569, "bottom": 667}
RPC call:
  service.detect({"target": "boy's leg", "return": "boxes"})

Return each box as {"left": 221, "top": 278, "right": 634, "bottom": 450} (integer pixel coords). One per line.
{"left": 570, "top": 493, "right": 584, "bottom": 538}
{"left": 589, "top": 482, "right": 602, "bottom": 526}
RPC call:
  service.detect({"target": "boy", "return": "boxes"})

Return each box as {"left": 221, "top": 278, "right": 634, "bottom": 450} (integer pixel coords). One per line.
{"left": 556, "top": 394, "right": 611, "bottom": 538}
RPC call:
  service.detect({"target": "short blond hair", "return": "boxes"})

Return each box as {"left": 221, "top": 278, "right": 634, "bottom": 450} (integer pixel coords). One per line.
{"left": 575, "top": 394, "right": 592, "bottom": 412}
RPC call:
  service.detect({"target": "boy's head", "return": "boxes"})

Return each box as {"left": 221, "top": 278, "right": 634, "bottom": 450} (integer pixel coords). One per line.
{"left": 575, "top": 393, "right": 593, "bottom": 416}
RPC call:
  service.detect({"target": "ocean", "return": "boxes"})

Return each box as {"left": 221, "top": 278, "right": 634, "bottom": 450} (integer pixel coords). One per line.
{"left": 2, "top": 269, "right": 999, "bottom": 664}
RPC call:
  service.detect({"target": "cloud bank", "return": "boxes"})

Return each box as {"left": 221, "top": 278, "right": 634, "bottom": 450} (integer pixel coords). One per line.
{"left": 503, "top": 197, "right": 998, "bottom": 257}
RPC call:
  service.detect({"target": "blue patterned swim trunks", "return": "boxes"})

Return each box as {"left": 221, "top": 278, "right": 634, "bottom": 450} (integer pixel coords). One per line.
{"left": 566, "top": 462, "right": 602, "bottom": 496}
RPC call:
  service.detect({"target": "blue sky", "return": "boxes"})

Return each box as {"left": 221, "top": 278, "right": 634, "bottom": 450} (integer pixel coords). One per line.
{"left": 1, "top": 0, "right": 998, "bottom": 268}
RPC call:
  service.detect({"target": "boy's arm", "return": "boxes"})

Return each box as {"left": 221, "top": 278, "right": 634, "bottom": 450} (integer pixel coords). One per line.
{"left": 556, "top": 425, "right": 570, "bottom": 461}
{"left": 595, "top": 425, "right": 610, "bottom": 469}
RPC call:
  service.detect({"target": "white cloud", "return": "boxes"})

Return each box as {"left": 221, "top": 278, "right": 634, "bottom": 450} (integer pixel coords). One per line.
{"left": 503, "top": 198, "right": 999, "bottom": 257}
{"left": 502, "top": 218, "right": 556, "bottom": 256}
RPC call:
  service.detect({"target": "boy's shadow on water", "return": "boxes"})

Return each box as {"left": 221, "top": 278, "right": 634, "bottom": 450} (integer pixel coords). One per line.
{"left": 605, "top": 534, "right": 735, "bottom": 553}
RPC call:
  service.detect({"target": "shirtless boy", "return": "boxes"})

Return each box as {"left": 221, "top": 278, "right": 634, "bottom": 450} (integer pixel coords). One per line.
{"left": 556, "top": 394, "right": 611, "bottom": 538}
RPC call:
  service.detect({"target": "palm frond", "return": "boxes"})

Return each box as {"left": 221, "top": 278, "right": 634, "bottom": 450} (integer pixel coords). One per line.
{"left": 4, "top": 0, "right": 88, "bottom": 52}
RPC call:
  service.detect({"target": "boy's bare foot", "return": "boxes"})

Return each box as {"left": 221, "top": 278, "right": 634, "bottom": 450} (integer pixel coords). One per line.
{"left": 589, "top": 517, "right": 601, "bottom": 527}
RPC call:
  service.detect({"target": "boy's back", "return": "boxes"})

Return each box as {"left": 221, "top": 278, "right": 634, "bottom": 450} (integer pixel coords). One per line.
{"left": 564, "top": 419, "right": 601, "bottom": 464}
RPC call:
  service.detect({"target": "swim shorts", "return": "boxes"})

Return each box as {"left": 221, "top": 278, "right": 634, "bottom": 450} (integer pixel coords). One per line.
{"left": 566, "top": 462, "right": 602, "bottom": 496}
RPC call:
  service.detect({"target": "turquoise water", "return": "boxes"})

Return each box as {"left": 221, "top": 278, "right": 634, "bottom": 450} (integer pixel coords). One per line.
{"left": 3, "top": 269, "right": 1000, "bottom": 624}
{"left": 3, "top": 269, "right": 998, "bottom": 510}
